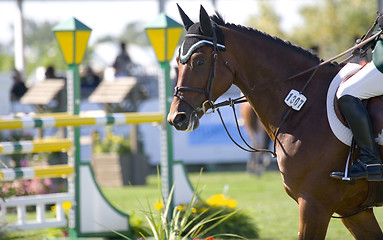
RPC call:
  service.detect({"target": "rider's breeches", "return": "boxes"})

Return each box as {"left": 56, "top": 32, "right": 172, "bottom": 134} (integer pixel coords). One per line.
{"left": 336, "top": 61, "right": 383, "bottom": 100}
{"left": 337, "top": 37, "right": 383, "bottom": 100}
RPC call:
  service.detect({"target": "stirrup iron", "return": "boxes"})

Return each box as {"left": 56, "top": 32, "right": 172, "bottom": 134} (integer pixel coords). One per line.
{"left": 342, "top": 152, "right": 352, "bottom": 182}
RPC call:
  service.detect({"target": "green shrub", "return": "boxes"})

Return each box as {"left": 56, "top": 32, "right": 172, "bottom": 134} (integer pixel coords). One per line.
{"left": 180, "top": 194, "right": 259, "bottom": 239}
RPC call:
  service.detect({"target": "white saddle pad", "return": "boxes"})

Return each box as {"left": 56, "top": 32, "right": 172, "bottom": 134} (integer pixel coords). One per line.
{"left": 326, "top": 63, "right": 362, "bottom": 146}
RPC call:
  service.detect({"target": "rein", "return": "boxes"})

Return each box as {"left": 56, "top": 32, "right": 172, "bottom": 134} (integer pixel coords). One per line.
{"left": 215, "top": 97, "right": 276, "bottom": 157}
{"left": 212, "top": 24, "right": 382, "bottom": 159}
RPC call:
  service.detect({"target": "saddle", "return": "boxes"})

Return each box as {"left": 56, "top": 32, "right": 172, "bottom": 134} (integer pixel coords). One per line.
{"left": 333, "top": 64, "right": 383, "bottom": 208}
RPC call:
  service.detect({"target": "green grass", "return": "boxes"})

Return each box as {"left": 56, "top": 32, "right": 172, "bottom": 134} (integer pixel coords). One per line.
{"left": 3, "top": 171, "right": 383, "bottom": 239}
{"left": 101, "top": 171, "right": 383, "bottom": 240}
{"left": 0, "top": 228, "right": 65, "bottom": 240}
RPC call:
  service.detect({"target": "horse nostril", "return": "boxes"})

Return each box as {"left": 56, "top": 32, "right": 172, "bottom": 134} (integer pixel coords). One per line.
{"left": 173, "top": 113, "right": 187, "bottom": 126}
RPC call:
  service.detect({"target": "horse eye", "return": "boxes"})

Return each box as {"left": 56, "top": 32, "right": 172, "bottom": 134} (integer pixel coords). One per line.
{"left": 195, "top": 59, "right": 205, "bottom": 66}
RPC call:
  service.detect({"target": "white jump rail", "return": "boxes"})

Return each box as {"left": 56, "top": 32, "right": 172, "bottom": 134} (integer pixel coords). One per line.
{"left": 0, "top": 192, "right": 73, "bottom": 231}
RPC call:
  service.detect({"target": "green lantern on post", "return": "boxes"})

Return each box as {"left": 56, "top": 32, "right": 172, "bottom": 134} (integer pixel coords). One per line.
{"left": 53, "top": 17, "right": 92, "bottom": 65}
{"left": 53, "top": 17, "right": 91, "bottom": 115}
{"left": 53, "top": 17, "right": 91, "bottom": 238}
{"left": 145, "top": 13, "right": 183, "bottom": 210}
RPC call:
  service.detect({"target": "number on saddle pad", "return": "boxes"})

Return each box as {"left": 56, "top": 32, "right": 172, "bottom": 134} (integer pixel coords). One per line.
{"left": 284, "top": 89, "right": 307, "bottom": 111}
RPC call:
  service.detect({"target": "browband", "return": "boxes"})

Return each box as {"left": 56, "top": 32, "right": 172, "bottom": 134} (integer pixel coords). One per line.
{"left": 179, "top": 40, "right": 226, "bottom": 64}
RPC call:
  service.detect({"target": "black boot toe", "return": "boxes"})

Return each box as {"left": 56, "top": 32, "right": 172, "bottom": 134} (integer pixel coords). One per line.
{"left": 331, "top": 162, "right": 383, "bottom": 181}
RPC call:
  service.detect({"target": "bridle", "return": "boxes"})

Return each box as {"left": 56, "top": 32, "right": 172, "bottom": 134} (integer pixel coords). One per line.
{"left": 174, "top": 25, "right": 276, "bottom": 156}
{"left": 174, "top": 26, "right": 221, "bottom": 116}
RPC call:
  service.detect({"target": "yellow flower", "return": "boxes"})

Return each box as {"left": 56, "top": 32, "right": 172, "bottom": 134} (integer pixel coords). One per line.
{"left": 92, "top": 131, "right": 100, "bottom": 141}
{"left": 206, "top": 194, "right": 225, "bottom": 206}
{"left": 227, "top": 199, "right": 237, "bottom": 208}
{"left": 176, "top": 205, "right": 183, "bottom": 211}
{"left": 191, "top": 207, "right": 197, "bottom": 213}
{"left": 206, "top": 194, "right": 237, "bottom": 208}
{"left": 154, "top": 201, "right": 164, "bottom": 210}
{"left": 112, "top": 135, "right": 121, "bottom": 143}
{"left": 62, "top": 201, "right": 72, "bottom": 210}
{"left": 107, "top": 132, "right": 115, "bottom": 140}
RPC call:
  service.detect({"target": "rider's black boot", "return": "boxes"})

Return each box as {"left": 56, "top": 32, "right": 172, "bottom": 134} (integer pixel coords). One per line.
{"left": 330, "top": 95, "right": 383, "bottom": 181}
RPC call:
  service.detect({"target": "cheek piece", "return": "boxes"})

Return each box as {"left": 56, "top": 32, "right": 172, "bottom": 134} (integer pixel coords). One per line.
{"left": 174, "top": 26, "right": 226, "bottom": 115}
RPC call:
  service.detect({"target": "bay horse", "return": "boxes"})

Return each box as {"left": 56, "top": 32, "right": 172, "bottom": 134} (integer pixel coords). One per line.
{"left": 239, "top": 102, "right": 271, "bottom": 175}
{"left": 168, "top": 5, "right": 383, "bottom": 239}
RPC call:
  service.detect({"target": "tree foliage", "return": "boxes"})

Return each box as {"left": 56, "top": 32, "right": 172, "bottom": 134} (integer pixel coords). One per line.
{"left": 246, "top": 1, "right": 286, "bottom": 38}
{"left": 23, "top": 19, "right": 67, "bottom": 74}
{"left": 246, "top": 0, "right": 378, "bottom": 59}
{"left": 290, "top": 0, "right": 377, "bottom": 59}
{"left": 0, "top": 51, "right": 14, "bottom": 72}
{"left": 0, "top": 18, "right": 94, "bottom": 77}
{"left": 119, "top": 21, "right": 151, "bottom": 46}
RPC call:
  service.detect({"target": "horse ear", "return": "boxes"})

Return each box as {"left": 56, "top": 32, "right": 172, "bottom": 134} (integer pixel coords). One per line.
{"left": 199, "top": 5, "right": 212, "bottom": 36}
{"left": 177, "top": 3, "right": 194, "bottom": 31}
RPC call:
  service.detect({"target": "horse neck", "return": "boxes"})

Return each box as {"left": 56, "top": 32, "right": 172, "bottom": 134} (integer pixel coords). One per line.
{"left": 223, "top": 27, "right": 334, "bottom": 137}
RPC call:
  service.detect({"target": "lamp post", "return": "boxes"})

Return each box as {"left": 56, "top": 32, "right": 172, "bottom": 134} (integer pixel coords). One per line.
{"left": 145, "top": 13, "right": 183, "bottom": 209}
{"left": 53, "top": 17, "right": 91, "bottom": 238}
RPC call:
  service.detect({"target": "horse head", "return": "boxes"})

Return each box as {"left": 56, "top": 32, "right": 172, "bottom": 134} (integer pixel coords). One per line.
{"left": 167, "top": 5, "right": 235, "bottom": 131}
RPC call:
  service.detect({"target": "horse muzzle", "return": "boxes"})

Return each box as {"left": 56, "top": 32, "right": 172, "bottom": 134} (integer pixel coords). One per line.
{"left": 167, "top": 111, "right": 200, "bottom": 132}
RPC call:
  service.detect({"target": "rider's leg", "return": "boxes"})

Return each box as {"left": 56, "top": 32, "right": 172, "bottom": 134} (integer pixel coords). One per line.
{"left": 331, "top": 94, "right": 383, "bottom": 180}
{"left": 331, "top": 36, "right": 383, "bottom": 180}
{"left": 330, "top": 61, "right": 383, "bottom": 181}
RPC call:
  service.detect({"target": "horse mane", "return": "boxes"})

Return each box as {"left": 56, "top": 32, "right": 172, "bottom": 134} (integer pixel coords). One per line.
{"left": 210, "top": 13, "right": 323, "bottom": 63}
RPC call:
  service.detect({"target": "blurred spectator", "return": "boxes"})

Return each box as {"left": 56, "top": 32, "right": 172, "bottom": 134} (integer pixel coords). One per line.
{"left": 45, "top": 65, "right": 57, "bottom": 78}
{"left": 81, "top": 66, "right": 101, "bottom": 88}
{"left": 11, "top": 69, "right": 27, "bottom": 101}
{"left": 44, "top": 65, "right": 66, "bottom": 112}
{"left": 45, "top": 65, "right": 65, "bottom": 80}
{"left": 113, "top": 42, "right": 133, "bottom": 77}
